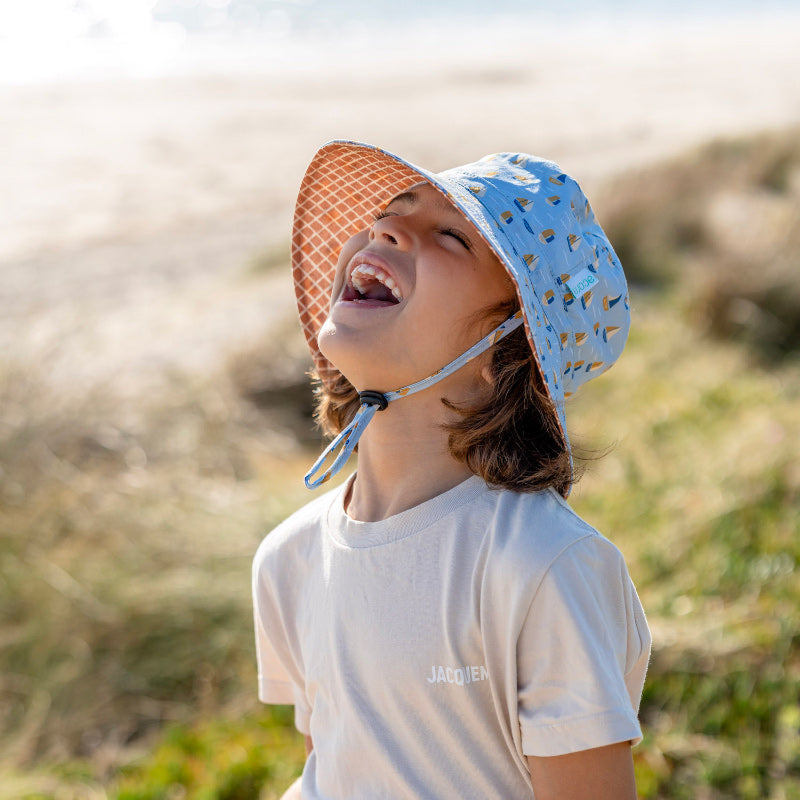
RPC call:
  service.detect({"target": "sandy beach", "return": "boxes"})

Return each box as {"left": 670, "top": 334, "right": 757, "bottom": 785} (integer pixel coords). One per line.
{"left": 2, "top": 15, "right": 799, "bottom": 398}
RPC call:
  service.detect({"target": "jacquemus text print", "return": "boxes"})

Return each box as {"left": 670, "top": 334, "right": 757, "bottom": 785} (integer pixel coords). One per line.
{"left": 427, "top": 665, "right": 488, "bottom": 686}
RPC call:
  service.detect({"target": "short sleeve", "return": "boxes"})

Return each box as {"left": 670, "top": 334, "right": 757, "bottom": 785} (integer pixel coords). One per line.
{"left": 517, "top": 534, "right": 651, "bottom": 757}
{"left": 252, "top": 539, "right": 312, "bottom": 734}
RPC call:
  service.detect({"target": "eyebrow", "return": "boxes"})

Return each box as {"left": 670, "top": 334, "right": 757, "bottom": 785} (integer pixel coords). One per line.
{"left": 385, "top": 188, "right": 462, "bottom": 219}
{"left": 386, "top": 189, "right": 419, "bottom": 208}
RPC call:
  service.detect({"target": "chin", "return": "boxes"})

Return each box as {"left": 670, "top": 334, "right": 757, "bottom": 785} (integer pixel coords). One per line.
{"left": 318, "top": 327, "right": 399, "bottom": 392}
{"left": 317, "top": 324, "right": 363, "bottom": 386}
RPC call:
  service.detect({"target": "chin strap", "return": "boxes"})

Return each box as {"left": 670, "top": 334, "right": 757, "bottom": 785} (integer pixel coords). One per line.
{"left": 304, "top": 310, "right": 524, "bottom": 489}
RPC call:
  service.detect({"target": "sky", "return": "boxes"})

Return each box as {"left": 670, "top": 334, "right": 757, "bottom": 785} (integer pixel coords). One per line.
{"left": 1, "top": 0, "right": 796, "bottom": 84}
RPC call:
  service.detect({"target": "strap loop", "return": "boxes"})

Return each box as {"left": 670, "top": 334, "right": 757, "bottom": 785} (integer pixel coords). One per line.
{"left": 304, "top": 401, "right": 380, "bottom": 489}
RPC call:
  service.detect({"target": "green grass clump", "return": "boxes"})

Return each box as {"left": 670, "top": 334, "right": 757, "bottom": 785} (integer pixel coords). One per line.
{"left": 109, "top": 709, "right": 304, "bottom": 800}
{"left": 0, "top": 710, "right": 305, "bottom": 800}
{"left": 635, "top": 646, "right": 800, "bottom": 799}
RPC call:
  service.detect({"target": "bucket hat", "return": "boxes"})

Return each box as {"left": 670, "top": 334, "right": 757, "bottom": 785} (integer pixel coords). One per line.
{"left": 293, "top": 140, "right": 630, "bottom": 489}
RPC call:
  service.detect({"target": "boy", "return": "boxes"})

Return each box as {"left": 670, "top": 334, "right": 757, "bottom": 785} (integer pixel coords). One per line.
{"left": 253, "top": 141, "right": 651, "bottom": 799}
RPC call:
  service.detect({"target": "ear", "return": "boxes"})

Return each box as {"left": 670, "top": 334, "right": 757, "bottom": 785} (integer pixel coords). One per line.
{"left": 480, "top": 364, "right": 495, "bottom": 385}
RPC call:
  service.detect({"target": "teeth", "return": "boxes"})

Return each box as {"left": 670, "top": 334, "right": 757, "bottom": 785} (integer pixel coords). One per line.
{"left": 349, "top": 263, "right": 403, "bottom": 301}
{"left": 383, "top": 277, "right": 402, "bottom": 301}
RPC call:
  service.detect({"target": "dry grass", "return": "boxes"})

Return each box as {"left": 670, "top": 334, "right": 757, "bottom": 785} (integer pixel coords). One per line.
{"left": 599, "top": 127, "right": 800, "bottom": 361}
{"left": 0, "top": 353, "right": 316, "bottom": 771}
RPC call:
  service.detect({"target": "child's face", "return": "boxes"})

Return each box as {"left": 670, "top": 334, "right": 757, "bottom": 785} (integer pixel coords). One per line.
{"left": 317, "top": 182, "right": 514, "bottom": 394}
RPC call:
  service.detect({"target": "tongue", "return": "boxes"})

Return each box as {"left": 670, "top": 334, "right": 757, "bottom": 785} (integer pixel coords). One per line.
{"left": 362, "top": 283, "right": 397, "bottom": 303}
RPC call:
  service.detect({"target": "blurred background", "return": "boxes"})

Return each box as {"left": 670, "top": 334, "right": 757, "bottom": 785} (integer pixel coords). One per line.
{"left": 1, "top": 1, "right": 799, "bottom": 798}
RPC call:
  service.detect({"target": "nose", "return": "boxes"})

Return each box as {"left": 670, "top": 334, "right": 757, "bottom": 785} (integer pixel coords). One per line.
{"left": 369, "top": 214, "right": 412, "bottom": 249}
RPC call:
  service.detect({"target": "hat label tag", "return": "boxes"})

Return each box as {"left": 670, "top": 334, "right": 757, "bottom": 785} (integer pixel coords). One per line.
{"left": 565, "top": 268, "right": 598, "bottom": 298}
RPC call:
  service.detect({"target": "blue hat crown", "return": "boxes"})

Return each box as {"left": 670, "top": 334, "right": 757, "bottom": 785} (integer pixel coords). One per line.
{"left": 435, "top": 153, "right": 629, "bottom": 404}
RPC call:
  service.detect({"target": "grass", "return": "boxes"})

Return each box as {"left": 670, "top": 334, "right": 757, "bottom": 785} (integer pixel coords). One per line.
{"left": 110, "top": 710, "right": 305, "bottom": 800}
{"left": 568, "top": 290, "right": 800, "bottom": 799}
{"left": 0, "top": 364, "right": 315, "bottom": 776}
{"left": 2, "top": 127, "right": 800, "bottom": 798}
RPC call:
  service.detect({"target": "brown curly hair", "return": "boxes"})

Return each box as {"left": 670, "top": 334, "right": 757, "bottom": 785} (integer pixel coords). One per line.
{"left": 311, "top": 298, "right": 575, "bottom": 497}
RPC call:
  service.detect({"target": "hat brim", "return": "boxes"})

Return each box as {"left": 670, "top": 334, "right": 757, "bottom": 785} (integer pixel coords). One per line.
{"left": 292, "top": 141, "right": 440, "bottom": 383}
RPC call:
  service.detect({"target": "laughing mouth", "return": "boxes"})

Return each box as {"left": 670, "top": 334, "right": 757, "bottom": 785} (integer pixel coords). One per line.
{"left": 343, "top": 262, "right": 403, "bottom": 305}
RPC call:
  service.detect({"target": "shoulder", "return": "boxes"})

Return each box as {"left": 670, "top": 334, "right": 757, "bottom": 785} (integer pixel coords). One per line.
{"left": 252, "top": 483, "right": 343, "bottom": 585}
{"left": 484, "top": 486, "right": 610, "bottom": 567}
{"left": 478, "top": 486, "right": 634, "bottom": 606}
{"left": 488, "top": 489, "right": 650, "bottom": 671}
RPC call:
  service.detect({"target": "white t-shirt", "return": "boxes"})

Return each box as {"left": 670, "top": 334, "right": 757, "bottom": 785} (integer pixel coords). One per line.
{"left": 252, "top": 475, "right": 651, "bottom": 799}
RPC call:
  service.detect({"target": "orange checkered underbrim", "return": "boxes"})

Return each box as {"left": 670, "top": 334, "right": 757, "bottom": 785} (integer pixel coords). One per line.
{"left": 292, "top": 141, "right": 434, "bottom": 385}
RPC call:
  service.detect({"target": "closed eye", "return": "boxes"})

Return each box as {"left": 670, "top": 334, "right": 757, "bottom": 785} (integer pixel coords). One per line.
{"left": 372, "top": 208, "right": 472, "bottom": 251}
{"left": 440, "top": 228, "right": 472, "bottom": 251}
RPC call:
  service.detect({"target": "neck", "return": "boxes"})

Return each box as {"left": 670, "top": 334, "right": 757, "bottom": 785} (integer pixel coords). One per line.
{"left": 344, "top": 385, "right": 476, "bottom": 522}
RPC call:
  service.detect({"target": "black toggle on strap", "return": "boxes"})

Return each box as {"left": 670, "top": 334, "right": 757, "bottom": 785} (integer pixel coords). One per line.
{"left": 358, "top": 390, "right": 389, "bottom": 411}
